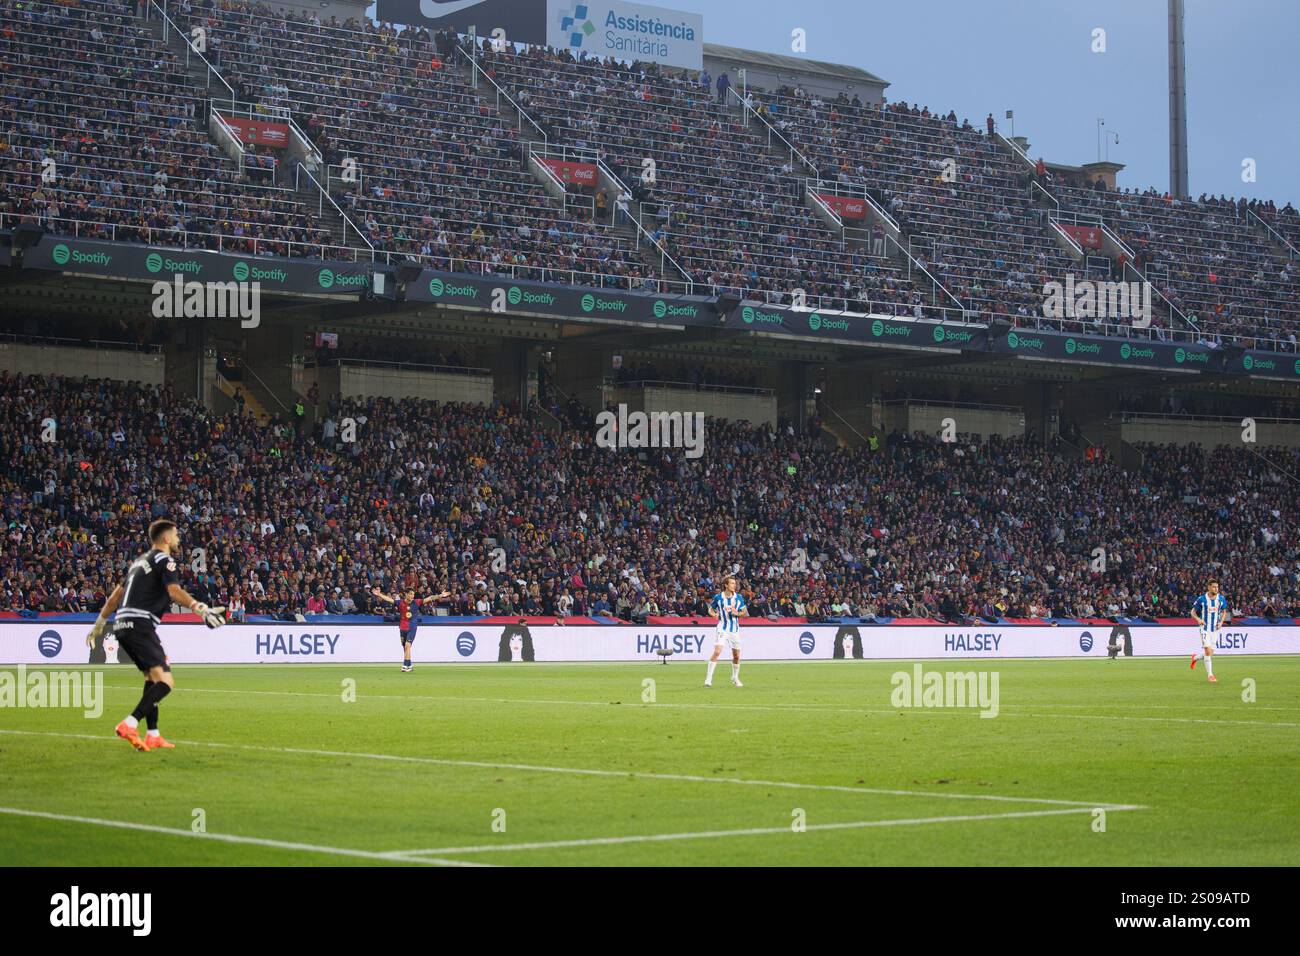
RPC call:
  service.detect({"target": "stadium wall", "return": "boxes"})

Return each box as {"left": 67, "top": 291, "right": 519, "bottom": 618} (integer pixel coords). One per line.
{"left": 883, "top": 403, "right": 1025, "bottom": 440}
{"left": 615, "top": 385, "right": 777, "bottom": 427}
{"left": 1119, "top": 415, "right": 1300, "bottom": 449}
{"left": 701, "top": 49, "right": 887, "bottom": 106}
{"left": 248, "top": 0, "right": 369, "bottom": 25}
{"left": 6, "top": 623, "right": 1297, "bottom": 664}
{"left": 0, "top": 342, "right": 165, "bottom": 386}
{"left": 338, "top": 361, "right": 493, "bottom": 403}
{"left": 324, "top": 363, "right": 495, "bottom": 404}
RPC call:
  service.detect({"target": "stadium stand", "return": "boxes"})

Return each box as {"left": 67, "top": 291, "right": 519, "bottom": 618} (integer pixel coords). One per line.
{"left": 748, "top": 88, "right": 1079, "bottom": 325}
{"left": 0, "top": 0, "right": 339, "bottom": 257}
{"left": 3, "top": 0, "right": 1299, "bottom": 347}
{"left": 479, "top": 43, "right": 933, "bottom": 313}
{"left": 3, "top": 371, "right": 1298, "bottom": 623}
{"left": 1054, "top": 183, "right": 1300, "bottom": 348}
{"left": 168, "top": 1, "right": 652, "bottom": 286}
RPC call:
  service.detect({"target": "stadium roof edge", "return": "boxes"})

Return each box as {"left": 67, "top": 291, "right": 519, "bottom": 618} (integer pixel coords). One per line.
{"left": 703, "top": 42, "right": 888, "bottom": 88}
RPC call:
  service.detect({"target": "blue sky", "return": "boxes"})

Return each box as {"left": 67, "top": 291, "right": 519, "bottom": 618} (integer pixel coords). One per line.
{"left": 685, "top": 0, "right": 1298, "bottom": 205}
{"left": 370, "top": 1, "right": 1298, "bottom": 205}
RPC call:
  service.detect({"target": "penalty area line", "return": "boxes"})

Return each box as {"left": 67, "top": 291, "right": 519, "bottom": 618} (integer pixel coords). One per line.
{"left": 0, "top": 805, "right": 488, "bottom": 867}
{"left": 0, "top": 729, "right": 1143, "bottom": 811}
{"left": 386, "top": 805, "right": 1143, "bottom": 858}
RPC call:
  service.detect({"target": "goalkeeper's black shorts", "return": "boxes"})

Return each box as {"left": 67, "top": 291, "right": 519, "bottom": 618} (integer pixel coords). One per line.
{"left": 114, "top": 620, "right": 170, "bottom": 673}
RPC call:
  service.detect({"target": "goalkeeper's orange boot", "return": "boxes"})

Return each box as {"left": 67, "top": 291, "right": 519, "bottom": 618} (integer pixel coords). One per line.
{"left": 142, "top": 733, "right": 175, "bottom": 750}
{"left": 1190, "top": 653, "right": 1198, "bottom": 670}
{"left": 115, "top": 720, "right": 147, "bottom": 751}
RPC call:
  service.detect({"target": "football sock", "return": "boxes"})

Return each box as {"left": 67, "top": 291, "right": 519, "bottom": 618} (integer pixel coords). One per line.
{"left": 147, "top": 729, "right": 160, "bottom": 738}
{"left": 131, "top": 682, "right": 171, "bottom": 721}
{"left": 122, "top": 715, "right": 139, "bottom": 729}
{"left": 732, "top": 662, "right": 740, "bottom": 679}
{"left": 1204, "top": 655, "right": 1214, "bottom": 677}
{"left": 706, "top": 660, "right": 717, "bottom": 682}
{"left": 143, "top": 682, "right": 160, "bottom": 730}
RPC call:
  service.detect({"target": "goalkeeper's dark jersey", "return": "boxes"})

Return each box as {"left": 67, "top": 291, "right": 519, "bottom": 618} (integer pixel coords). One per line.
{"left": 116, "top": 548, "right": 181, "bottom": 626}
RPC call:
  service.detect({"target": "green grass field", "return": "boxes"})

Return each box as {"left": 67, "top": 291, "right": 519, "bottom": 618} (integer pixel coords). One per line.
{"left": 2, "top": 656, "right": 1298, "bottom": 866}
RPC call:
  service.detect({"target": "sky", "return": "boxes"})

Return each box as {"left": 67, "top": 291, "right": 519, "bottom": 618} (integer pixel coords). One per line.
{"left": 672, "top": 0, "right": 1298, "bottom": 205}
{"left": 369, "top": 0, "right": 1298, "bottom": 206}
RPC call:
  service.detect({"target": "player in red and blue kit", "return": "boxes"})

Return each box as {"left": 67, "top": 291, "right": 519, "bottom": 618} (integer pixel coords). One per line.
{"left": 372, "top": 586, "right": 451, "bottom": 672}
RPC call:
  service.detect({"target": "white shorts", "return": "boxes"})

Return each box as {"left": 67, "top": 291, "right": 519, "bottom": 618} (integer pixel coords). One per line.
{"left": 714, "top": 628, "right": 741, "bottom": 651}
{"left": 1200, "top": 630, "right": 1216, "bottom": 650}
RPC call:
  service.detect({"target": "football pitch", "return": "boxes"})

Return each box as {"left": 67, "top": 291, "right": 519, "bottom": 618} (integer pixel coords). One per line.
{"left": 2, "top": 657, "right": 1298, "bottom": 866}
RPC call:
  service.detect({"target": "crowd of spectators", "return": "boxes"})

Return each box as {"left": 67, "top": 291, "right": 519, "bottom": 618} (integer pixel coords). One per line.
{"left": 0, "top": 0, "right": 336, "bottom": 257}
{"left": 6, "top": 0, "right": 1300, "bottom": 349}
{"left": 4, "top": 372, "right": 1299, "bottom": 624}
{"left": 1053, "top": 183, "right": 1300, "bottom": 348}
{"left": 479, "top": 44, "right": 931, "bottom": 315}
{"left": 751, "top": 89, "right": 1075, "bottom": 324}
{"left": 168, "top": 1, "right": 651, "bottom": 287}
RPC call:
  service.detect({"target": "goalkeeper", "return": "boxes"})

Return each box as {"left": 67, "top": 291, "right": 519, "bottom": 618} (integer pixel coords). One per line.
{"left": 86, "top": 519, "right": 225, "bottom": 752}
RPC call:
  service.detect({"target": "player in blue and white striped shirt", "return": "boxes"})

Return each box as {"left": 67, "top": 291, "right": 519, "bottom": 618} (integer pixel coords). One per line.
{"left": 1190, "top": 579, "right": 1228, "bottom": 683}
{"left": 705, "top": 575, "right": 748, "bottom": 687}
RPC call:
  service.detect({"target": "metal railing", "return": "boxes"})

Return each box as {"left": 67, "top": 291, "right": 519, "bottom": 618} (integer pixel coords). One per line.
{"left": 726, "top": 87, "right": 819, "bottom": 177}
{"left": 241, "top": 362, "right": 291, "bottom": 415}
{"left": 882, "top": 399, "right": 1024, "bottom": 419}
{"left": 1249, "top": 209, "right": 1299, "bottom": 260}
{"left": 610, "top": 379, "right": 775, "bottom": 397}
{"left": 1118, "top": 259, "right": 1198, "bottom": 337}
{"left": 887, "top": 236, "right": 969, "bottom": 315}
{"left": 1118, "top": 411, "right": 1300, "bottom": 426}
{"left": 996, "top": 131, "right": 1035, "bottom": 171}
{"left": 209, "top": 99, "right": 322, "bottom": 170}
{"left": 813, "top": 183, "right": 966, "bottom": 314}
{"left": 308, "top": 357, "right": 492, "bottom": 376}
{"left": 528, "top": 148, "right": 567, "bottom": 194}
{"left": 370, "top": 246, "right": 689, "bottom": 294}
{"left": 148, "top": 0, "right": 237, "bottom": 113}
{"left": 456, "top": 43, "right": 548, "bottom": 142}
{"left": 6, "top": 214, "right": 368, "bottom": 261}
{"left": 856, "top": 188, "right": 901, "bottom": 233}
{"left": 818, "top": 400, "right": 871, "bottom": 446}
{"left": 209, "top": 107, "right": 273, "bottom": 181}
{"left": 293, "top": 162, "right": 374, "bottom": 254}
{"left": 1038, "top": 203, "right": 1200, "bottom": 339}
{"left": 806, "top": 189, "right": 843, "bottom": 234}
{"left": 146, "top": 1, "right": 364, "bottom": 260}
{"left": 0, "top": 332, "right": 164, "bottom": 354}
{"left": 1032, "top": 180, "right": 1061, "bottom": 215}
{"left": 1048, "top": 220, "right": 1084, "bottom": 257}
{"left": 524, "top": 142, "right": 695, "bottom": 290}
{"left": 325, "top": 161, "right": 363, "bottom": 198}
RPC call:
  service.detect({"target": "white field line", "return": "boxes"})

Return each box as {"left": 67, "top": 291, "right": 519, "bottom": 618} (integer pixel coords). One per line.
{"left": 92, "top": 683, "right": 1300, "bottom": 727}
{"left": 0, "top": 729, "right": 1141, "bottom": 811}
{"left": 0, "top": 805, "right": 486, "bottom": 867}
{"left": 385, "top": 806, "right": 1140, "bottom": 858}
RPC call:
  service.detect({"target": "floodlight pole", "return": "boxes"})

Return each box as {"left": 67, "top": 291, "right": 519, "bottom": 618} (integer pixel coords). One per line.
{"left": 1168, "top": 0, "right": 1189, "bottom": 199}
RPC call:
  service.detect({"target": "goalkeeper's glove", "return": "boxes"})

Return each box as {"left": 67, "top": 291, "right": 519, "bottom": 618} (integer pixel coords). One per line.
{"left": 86, "top": 615, "right": 109, "bottom": 647}
{"left": 191, "top": 602, "right": 227, "bottom": 629}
